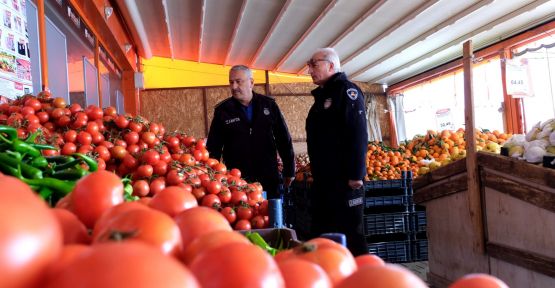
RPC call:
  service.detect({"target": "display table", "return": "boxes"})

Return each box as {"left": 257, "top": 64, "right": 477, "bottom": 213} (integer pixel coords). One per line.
{"left": 413, "top": 152, "right": 555, "bottom": 288}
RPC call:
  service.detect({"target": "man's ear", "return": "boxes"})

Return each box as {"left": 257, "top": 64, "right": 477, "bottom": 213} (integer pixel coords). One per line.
{"left": 249, "top": 78, "right": 254, "bottom": 88}
{"left": 328, "top": 62, "right": 335, "bottom": 73}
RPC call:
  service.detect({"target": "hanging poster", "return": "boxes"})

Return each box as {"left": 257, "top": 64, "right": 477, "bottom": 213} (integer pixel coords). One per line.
{"left": 0, "top": 0, "right": 31, "bottom": 99}
{"left": 506, "top": 58, "right": 532, "bottom": 98}
{"left": 435, "top": 108, "right": 455, "bottom": 131}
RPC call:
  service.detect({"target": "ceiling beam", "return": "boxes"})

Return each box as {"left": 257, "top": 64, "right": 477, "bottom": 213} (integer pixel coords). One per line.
{"left": 249, "top": 0, "right": 293, "bottom": 66}
{"left": 161, "top": 0, "right": 174, "bottom": 59}
{"left": 295, "top": 0, "right": 386, "bottom": 75}
{"left": 118, "top": 0, "right": 153, "bottom": 59}
{"left": 224, "top": 0, "right": 249, "bottom": 66}
{"left": 273, "top": 0, "right": 338, "bottom": 71}
{"left": 349, "top": 0, "right": 494, "bottom": 79}
{"left": 342, "top": 0, "right": 440, "bottom": 66}
{"left": 366, "top": 0, "right": 553, "bottom": 84}
{"left": 198, "top": 0, "right": 207, "bottom": 62}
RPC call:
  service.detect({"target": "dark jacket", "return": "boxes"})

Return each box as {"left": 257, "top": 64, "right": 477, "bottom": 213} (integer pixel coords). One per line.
{"left": 306, "top": 72, "right": 368, "bottom": 181}
{"left": 206, "top": 92, "right": 295, "bottom": 189}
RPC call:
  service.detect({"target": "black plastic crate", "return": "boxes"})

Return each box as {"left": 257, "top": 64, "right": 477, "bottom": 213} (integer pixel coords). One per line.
{"left": 293, "top": 208, "right": 312, "bottom": 241}
{"left": 367, "top": 239, "right": 412, "bottom": 263}
{"left": 364, "top": 212, "right": 411, "bottom": 236}
{"left": 365, "top": 194, "right": 410, "bottom": 209}
{"left": 411, "top": 237, "right": 428, "bottom": 261}
{"left": 411, "top": 211, "right": 427, "bottom": 233}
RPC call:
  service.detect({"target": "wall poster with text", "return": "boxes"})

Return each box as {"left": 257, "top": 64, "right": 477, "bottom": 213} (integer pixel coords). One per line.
{"left": 0, "top": 0, "right": 31, "bottom": 99}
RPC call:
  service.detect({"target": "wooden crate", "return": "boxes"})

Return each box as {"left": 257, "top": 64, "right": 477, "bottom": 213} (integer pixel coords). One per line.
{"left": 413, "top": 152, "right": 555, "bottom": 288}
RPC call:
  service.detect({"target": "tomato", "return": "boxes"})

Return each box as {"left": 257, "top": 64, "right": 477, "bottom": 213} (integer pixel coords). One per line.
{"left": 126, "top": 144, "right": 140, "bottom": 155}
{"left": 166, "top": 169, "right": 185, "bottom": 185}
{"left": 25, "top": 98, "right": 42, "bottom": 111}
{"left": 61, "top": 142, "right": 77, "bottom": 155}
{"left": 94, "top": 145, "right": 111, "bottom": 162}
{"left": 276, "top": 238, "right": 357, "bottom": 286}
{"left": 63, "top": 129, "right": 77, "bottom": 143}
{"left": 69, "top": 103, "right": 83, "bottom": 114}
{"left": 132, "top": 180, "right": 150, "bottom": 197}
{"left": 44, "top": 244, "right": 90, "bottom": 283}
{"left": 153, "top": 161, "right": 168, "bottom": 176}
{"left": 110, "top": 145, "right": 128, "bottom": 160}
{"left": 179, "top": 153, "right": 195, "bottom": 166}
{"left": 103, "top": 106, "right": 117, "bottom": 116}
{"left": 336, "top": 264, "right": 427, "bottom": 288}
{"left": 212, "top": 163, "right": 227, "bottom": 173}
{"left": 149, "top": 123, "right": 161, "bottom": 134}
{"left": 96, "top": 158, "right": 106, "bottom": 170}
{"left": 250, "top": 215, "right": 266, "bottom": 229}
{"left": 191, "top": 186, "right": 206, "bottom": 200}
{"left": 220, "top": 206, "right": 237, "bottom": 224}
{"left": 56, "top": 115, "right": 71, "bottom": 127}
{"left": 114, "top": 115, "right": 129, "bottom": 129}
{"left": 165, "top": 136, "right": 180, "bottom": 148}
{"left": 174, "top": 206, "right": 232, "bottom": 249}
{"left": 355, "top": 254, "right": 385, "bottom": 268}
{"left": 86, "top": 105, "right": 103, "bottom": 120}
{"left": 248, "top": 190, "right": 264, "bottom": 203}
{"left": 140, "top": 131, "right": 156, "bottom": 146}
{"left": 142, "top": 149, "right": 160, "bottom": 165}
{"left": 45, "top": 242, "right": 200, "bottom": 288}
{"left": 278, "top": 258, "right": 332, "bottom": 288}
{"left": 76, "top": 131, "right": 92, "bottom": 145}
{"left": 190, "top": 242, "right": 283, "bottom": 287}
{"left": 90, "top": 132, "right": 104, "bottom": 144}
{"left": 51, "top": 208, "right": 90, "bottom": 245}
{"left": 85, "top": 121, "right": 99, "bottom": 134}
{"left": 70, "top": 171, "right": 125, "bottom": 229}
{"left": 449, "top": 273, "right": 509, "bottom": 288}
{"left": 114, "top": 139, "right": 128, "bottom": 148}
{"left": 124, "top": 131, "right": 139, "bottom": 145}
{"left": 258, "top": 200, "right": 269, "bottom": 216}
{"left": 70, "top": 117, "right": 87, "bottom": 129}
{"left": 0, "top": 175, "right": 63, "bottom": 288}
{"left": 91, "top": 201, "right": 148, "bottom": 238}
{"left": 181, "top": 135, "right": 196, "bottom": 147}
{"left": 182, "top": 230, "right": 250, "bottom": 265}
{"left": 128, "top": 121, "right": 143, "bottom": 133}
{"left": 93, "top": 208, "right": 183, "bottom": 257}
{"left": 149, "top": 177, "right": 166, "bottom": 195}
{"left": 230, "top": 191, "right": 248, "bottom": 205}
{"left": 21, "top": 106, "right": 36, "bottom": 116}
{"left": 237, "top": 205, "right": 253, "bottom": 220}
{"left": 218, "top": 186, "right": 232, "bottom": 203}
{"left": 234, "top": 219, "right": 251, "bottom": 230}
{"left": 148, "top": 186, "right": 198, "bottom": 217}
{"left": 201, "top": 194, "right": 222, "bottom": 209}
{"left": 36, "top": 111, "right": 49, "bottom": 123}
{"left": 206, "top": 180, "right": 222, "bottom": 195}
{"left": 52, "top": 97, "right": 67, "bottom": 108}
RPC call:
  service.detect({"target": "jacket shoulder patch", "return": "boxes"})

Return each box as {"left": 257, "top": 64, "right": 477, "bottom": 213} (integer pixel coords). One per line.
{"left": 346, "top": 88, "right": 358, "bottom": 100}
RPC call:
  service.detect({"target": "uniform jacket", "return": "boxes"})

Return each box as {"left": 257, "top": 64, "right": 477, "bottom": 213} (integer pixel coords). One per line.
{"left": 306, "top": 72, "right": 368, "bottom": 181}
{"left": 206, "top": 92, "right": 295, "bottom": 185}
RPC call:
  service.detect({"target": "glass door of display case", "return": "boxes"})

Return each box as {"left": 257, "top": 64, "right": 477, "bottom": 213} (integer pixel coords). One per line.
{"left": 83, "top": 56, "right": 98, "bottom": 106}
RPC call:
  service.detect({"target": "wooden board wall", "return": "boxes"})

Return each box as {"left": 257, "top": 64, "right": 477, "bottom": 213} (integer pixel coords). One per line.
{"left": 139, "top": 81, "right": 390, "bottom": 143}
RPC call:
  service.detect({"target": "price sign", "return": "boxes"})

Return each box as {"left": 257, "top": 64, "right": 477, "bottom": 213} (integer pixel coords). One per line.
{"left": 506, "top": 58, "right": 532, "bottom": 97}
{"left": 435, "top": 108, "right": 454, "bottom": 130}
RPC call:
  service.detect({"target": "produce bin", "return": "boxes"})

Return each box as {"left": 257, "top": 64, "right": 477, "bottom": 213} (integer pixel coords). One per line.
{"left": 413, "top": 152, "right": 555, "bottom": 288}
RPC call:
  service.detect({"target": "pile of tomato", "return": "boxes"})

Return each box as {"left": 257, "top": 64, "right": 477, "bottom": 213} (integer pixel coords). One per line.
{"left": 0, "top": 93, "right": 268, "bottom": 230}
{"left": 0, "top": 171, "right": 509, "bottom": 287}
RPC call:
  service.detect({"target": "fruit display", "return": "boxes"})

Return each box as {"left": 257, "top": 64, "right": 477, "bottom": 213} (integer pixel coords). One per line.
{"left": 0, "top": 94, "right": 268, "bottom": 230}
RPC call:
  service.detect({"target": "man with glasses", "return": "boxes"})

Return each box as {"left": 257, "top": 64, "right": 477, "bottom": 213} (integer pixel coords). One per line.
{"left": 207, "top": 65, "right": 295, "bottom": 202}
{"left": 305, "top": 48, "right": 369, "bottom": 256}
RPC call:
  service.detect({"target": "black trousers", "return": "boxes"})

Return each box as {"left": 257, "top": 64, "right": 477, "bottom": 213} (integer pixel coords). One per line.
{"left": 308, "top": 179, "right": 367, "bottom": 256}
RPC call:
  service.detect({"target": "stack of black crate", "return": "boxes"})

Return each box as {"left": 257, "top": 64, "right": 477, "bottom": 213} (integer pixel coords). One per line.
{"left": 285, "top": 175, "right": 312, "bottom": 240}
{"left": 363, "top": 171, "right": 428, "bottom": 263}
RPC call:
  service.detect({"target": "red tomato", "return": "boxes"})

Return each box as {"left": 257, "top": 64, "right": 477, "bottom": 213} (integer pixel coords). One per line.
{"left": 336, "top": 264, "right": 427, "bottom": 288}
{"left": 355, "top": 254, "right": 385, "bottom": 268}
{"left": 153, "top": 161, "right": 168, "bottom": 176}
{"left": 90, "top": 132, "right": 104, "bottom": 144}
{"left": 85, "top": 121, "right": 99, "bottom": 134}
{"left": 94, "top": 145, "right": 111, "bottom": 162}
{"left": 234, "top": 219, "right": 252, "bottom": 230}
{"left": 165, "top": 136, "right": 180, "bottom": 148}
{"left": 449, "top": 273, "right": 509, "bottom": 288}
{"left": 220, "top": 206, "right": 237, "bottom": 224}
{"left": 25, "top": 98, "right": 42, "bottom": 111}
{"left": 141, "top": 149, "right": 160, "bottom": 165}
{"left": 122, "top": 154, "right": 138, "bottom": 169}
{"left": 70, "top": 171, "right": 125, "bottom": 229}
{"left": 181, "top": 230, "right": 249, "bottom": 265}
{"left": 91, "top": 201, "right": 148, "bottom": 239}
{"left": 166, "top": 169, "right": 186, "bottom": 185}
{"left": 179, "top": 153, "right": 195, "bottom": 166}
{"left": 93, "top": 208, "right": 183, "bottom": 257}
{"left": 148, "top": 186, "right": 198, "bottom": 217}
{"left": 103, "top": 106, "right": 117, "bottom": 116}
{"left": 132, "top": 180, "right": 150, "bottom": 197}
{"left": 212, "top": 163, "right": 227, "bottom": 173}
{"left": 114, "top": 115, "right": 129, "bottom": 129}
{"left": 76, "top": 131, "right": 92, "bottom": 145}
{"left": 149, "top": 177, "right": 166, "bottom": 195}
{"left": 218, "top": 186, "right": 232, "bottom": 203}
{"left": 51, "top": 208, "right": 90, "bottom": 245}
{"left": 0, "top": 175, "right": 63, "bottom": 288}
{"left": 61, "top": 142, "right": 77, "bottom": 155}
{"left": 52, "top": 97, "right": 67, "bottom": 108}
{"left": 181, "top": 135, "right": 196, "bottom": 147}
{"left": 44, "top": 244, "right": 90, "bottom": 283}
{"left": 124, "top": 131, "right": 139, "bottom": 145}
{"left": 278, "top": 258, "right": 332, "bottom": 288}
{"left": 230, "top": 191, "right": 248, "bottom": 205}
{"left": 136, "top": 164, "right": 154, "bottom": 178}
{"left": 36, "top": 111, "right": 49, "bottom": 123}
{"left": 201, "top": 194, "right": 221, "bottom": 209}
{"left": 190, "top": 242, "right": 284, "bottom": 287}
{"left": 206, "top": 180, "right": 222, "bottom": 195}
{"left": 69, "top": 103, "right": 83, "bottom": 113}
{"left": 237, "top": 205, "right": 253, "bottom": 220}
{"left": 110, "top": 145, "right": 128, "bottom": 160}
{"left": 174, "top": 206, "right": 232, "bottom": 249}
{"left": 63, "top": 130, "right": 77, "bottom": 143}
{"left": 86, "top": 105, "right": 103, "bottom": 120}
{"left": 128, "top": 121, "right": 143, "bottom": 133}
{"left": 251, "top": 215, "right": 266, "bottom": 229}
{"left": 191, "top": 186, "right": 206, "bottom": 200}
{"left": 45, "top": 242, "right": 200, "bottom": 288}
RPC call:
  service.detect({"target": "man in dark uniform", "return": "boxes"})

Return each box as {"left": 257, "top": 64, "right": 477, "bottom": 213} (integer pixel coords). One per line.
{"left": 206, "top": 65, "right": 295, "bottom": 199}
{"left": 305, "top": 48, "right": 369, "bottom": 256}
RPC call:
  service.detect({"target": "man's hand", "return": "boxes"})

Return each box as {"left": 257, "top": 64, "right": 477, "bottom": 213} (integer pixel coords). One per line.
{"left": 348, "top": 179, "right": 363, "bottom": 190}
{"left": 283, "top": 177, "right": 295, "bottom": 189}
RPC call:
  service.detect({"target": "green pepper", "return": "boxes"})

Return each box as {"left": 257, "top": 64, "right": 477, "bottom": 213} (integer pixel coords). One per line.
{"left": 245, "top": 232, "right": 278, "bottom": 256}
{"left": 72, "top": 153, "right": 98, "bottom": 172}
{"left": 0, "top": 152, "right": 42, "bottom": 179}
{"left": 38, "top": 186, "right": 54, "bottom": 201}
{"left": 51, "top": 167, "right": 89, "bottom": 180}
{"left": 0, "top": 126, "right": 17, "bottom": 141}
{"left": 0, "top": 160, "right": 20, "bottom": 177}
{"left": 31, "top": 143, "right": 56, "bottom": 151}
{"left": 45, "top": 155, "right": 76, "bottom": 164}
{"left": 12, "top": 139, "right": 41, "bottom": 158}
{"left": 29, "top": 156, "right": 48, "bottom": 169}
{"left": 53, "top": 159, "right": 83, "bottom": 171}
{"left": 23, "top": 178, "right": 75, "bottom": 195}
{"left": 24, "top": 131, "right": 40, "bottom": 143}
